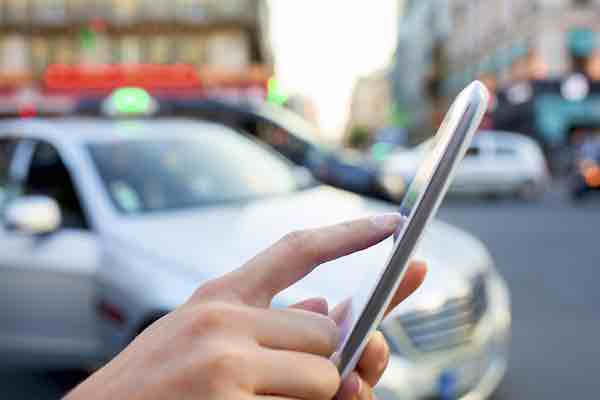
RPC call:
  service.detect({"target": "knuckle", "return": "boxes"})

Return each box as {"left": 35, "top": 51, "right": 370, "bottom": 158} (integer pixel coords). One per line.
{"left": 185, "top": 302, "right": 238, "bottom": 337}
{"left": 207, "top": 347, "right": 247, "bottom": 378}
{"left": 195, "top": 342, "right": 250, "bottom": 392}
{"left": 191, "top": 278, "right": 227, "bottom": 300}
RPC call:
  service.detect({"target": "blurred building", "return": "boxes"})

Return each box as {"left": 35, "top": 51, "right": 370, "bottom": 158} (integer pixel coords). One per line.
{"left": 389, "top": 0, "right": 451, "bottom": 143}
{"left": 344, "top": 69, "right": 392, "bottom": 148}
{"left": 391, "top": 0, "right": 600, "bottom": 144}
{"left": 442, "top": 0, "right": 600, "bottom": 92}
{"left": 0, "top": 0, "right": 272, "bottom": 89}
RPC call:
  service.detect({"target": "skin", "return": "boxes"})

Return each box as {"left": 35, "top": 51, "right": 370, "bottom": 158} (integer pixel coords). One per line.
{"left": 65, "top": 214, "right": 427, "bottom": 400}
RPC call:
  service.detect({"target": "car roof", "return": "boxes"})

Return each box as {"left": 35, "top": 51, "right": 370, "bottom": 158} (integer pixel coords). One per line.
{"left": 0, "top": 117, "right": 231, "bottom": 144}
{"left": 477, "top": 130, "right": 537, "bottom": 146}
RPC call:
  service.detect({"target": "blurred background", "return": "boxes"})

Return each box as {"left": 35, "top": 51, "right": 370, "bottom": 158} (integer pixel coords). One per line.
{"left": 0, "top": 0, "right": 599, "bottom": 399}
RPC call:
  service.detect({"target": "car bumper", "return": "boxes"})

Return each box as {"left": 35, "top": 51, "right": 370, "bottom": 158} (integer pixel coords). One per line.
{"left": 376, "top": 274, "right": 511, "bottom": 400}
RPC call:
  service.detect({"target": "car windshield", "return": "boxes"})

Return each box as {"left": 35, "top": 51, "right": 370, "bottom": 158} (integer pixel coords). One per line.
{"left": 87, "top": 132, "right": 302, "bottom": 214}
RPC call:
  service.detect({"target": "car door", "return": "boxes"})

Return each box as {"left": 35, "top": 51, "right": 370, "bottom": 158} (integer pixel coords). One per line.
{"left": 453, "top": 138, "right": 485, "bottom": 192}
{"left": 0, "top": 138, "right": 101, "bottom": 367}
{"left": 490, "top": 139, "right": 520, "bottom": 188}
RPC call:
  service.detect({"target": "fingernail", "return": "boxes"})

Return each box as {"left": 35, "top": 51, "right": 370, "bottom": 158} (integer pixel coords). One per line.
{"left": 370, "top": 213, "right": 404, "bottom": 231}
{"left": 350, "top": 373, "right": 362, "bottom": 396}
{"left": 305, "top": 297, "right": 329, "bottom": 315}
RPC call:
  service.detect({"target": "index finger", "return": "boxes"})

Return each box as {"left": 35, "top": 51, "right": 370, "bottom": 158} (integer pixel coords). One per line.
{"left": 201, "top": 214, "right": 403, "bottom": 307}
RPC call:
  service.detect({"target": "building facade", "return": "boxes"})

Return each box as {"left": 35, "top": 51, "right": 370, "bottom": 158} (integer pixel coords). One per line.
{"left": 0, "top": 0, "right": 272, "bottom": 88}
{"left": 392, "top": 0, "right": 600, "bottom": 142}
{"left": 344, "top": 69, "right": 392, "bottom": 147}
{"left": 443, "top": 0, "right": 600, "bottom": 92}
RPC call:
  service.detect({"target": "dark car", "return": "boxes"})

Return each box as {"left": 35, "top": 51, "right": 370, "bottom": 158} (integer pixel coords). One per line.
{"left": 570, "top": 136, "right": 600, "bottom": 200}
{"left": 163, "top": 98, "right": 401, "bottom": 202}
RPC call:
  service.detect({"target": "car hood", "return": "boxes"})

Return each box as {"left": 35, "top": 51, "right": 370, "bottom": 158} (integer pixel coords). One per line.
{"left": 107, "top": 187, "right": 491, "bottom": 316}
{"left": 382, "top": 149, "right": 423, "bottom": 178}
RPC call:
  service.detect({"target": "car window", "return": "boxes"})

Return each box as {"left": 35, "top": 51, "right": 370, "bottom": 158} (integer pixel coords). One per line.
{"left": 495, "top": 146, "right": 517, "bottom": 156}
{"left": 23, "top": 141, "right": 89, "bottom": 230}
{"left": 465, "top": 146, "right": 480, "bottom": 157}
{"left": 203, "top": 111, "right": 311, "bottom": 166}
{"left": 87, "top": 133, "right": 301, "bottom": 214}
{"left": 0, "top": 137, "right": 19, "bottom": 214}
{"left": 253, "top": 120, "right": 309, "bottom": 165}
{"left": 178, "top": 106, "right": 314, "bottom": 167}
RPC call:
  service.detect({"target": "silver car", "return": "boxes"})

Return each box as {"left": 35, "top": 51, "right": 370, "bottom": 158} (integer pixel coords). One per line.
{"left": 0, "top": 118, "right": 510, "bottom": 399}
{"left": 382, "top": 131, "right": 549, "bottom": 200}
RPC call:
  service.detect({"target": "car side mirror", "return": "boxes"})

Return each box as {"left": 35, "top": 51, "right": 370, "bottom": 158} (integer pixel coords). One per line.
{"left": 4, "top": 196, "right": 62, "bottom": 235}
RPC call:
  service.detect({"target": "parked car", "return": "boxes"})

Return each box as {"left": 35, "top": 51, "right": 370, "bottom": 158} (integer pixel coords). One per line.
{"left": 76, "top": 95, "right": 402, "bottom": 202}
{"left": 570, "top": 136, "right": 600, "bottom": 200}
{"left": 381, "top": 130, "right": 549, "bottom": 200}
{"left": 0, "top": 118, "right": 510, "bottom": 399}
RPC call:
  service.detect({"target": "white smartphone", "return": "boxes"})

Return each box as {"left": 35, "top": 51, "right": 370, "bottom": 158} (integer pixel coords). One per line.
{"left": 331, "top": 81, "right": 490, "bottom": 378}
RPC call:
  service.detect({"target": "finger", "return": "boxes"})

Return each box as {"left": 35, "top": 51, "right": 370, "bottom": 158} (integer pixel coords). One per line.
{"left": 289, "top": 297, "right": 329, "bottom": 316}
{"left": 218, "top": 214, "right": 404, "bottom": 306}
{"left": 356, "top": 331, "right": 389, "bottom": 387}
{"left": 253, "top": 349, "right": 340, "bottom": 400}
{"left": 329, "top": 261, "right": 427, "bottom": 324}
{"left": 336, "top": 372, "right": 363, "bottom": 400}
{"left": 383, "top": 260, "right": 427, "bottom": 317}
{"left": 357, "top": 379, "right": 374, "bottom": 400}
{"left": 252, "top": 307, "right": 338, "bottom": 356}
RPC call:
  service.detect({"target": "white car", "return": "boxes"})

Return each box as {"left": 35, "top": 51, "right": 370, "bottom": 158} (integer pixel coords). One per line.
{"left": 382, "top": 131, "right": 549, "bottom": 199}
{"left": 0, "top": 118, "right": 510, "bottom": 399}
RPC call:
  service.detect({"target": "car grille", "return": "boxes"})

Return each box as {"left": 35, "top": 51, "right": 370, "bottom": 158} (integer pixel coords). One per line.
{"left": 398, "top": 274, "right": 488, "bottom": 353}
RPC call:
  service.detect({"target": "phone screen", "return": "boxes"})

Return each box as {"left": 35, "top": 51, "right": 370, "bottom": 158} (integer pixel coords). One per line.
{"left": 333, "top": 82, "right": 488, "bottom": 376}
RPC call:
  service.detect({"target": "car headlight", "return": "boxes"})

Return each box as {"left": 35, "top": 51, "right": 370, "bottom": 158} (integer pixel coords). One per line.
{"left": 378, "top": 173, "right": 406, "bottom": 201}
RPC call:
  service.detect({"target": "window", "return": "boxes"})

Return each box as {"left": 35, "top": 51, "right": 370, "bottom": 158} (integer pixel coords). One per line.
{"left": 495, "top": 146, "right": 517, "bottom": 156}
{"left": 573, "top": 0, "right": 590, "bottom": 6}
{"left": 148, "top": 36, "right": 173, "bottom": 64}
{"left": 3, "top": 0, "right": 29, "bottom": 23}
{"left": 0, "top": 138, "right": 19, "bottom": 212}
{"left": 32, "top": 0, "right": 67, "bottom": 24}
{"left": 205, "top": 31, "right": 250, "bottom": 68}
{"left": 87, "top": 134, "right": 300, "bottom": 214}
{"left": 175, "top": 0, "right": 207, "bottom": 22}
{"left": 111, "top": 0, "right": 141, "bottom": 23}
{"left": 465, "top": 146, "right": 480, "bottom": 157}
{"left": 23, "top": 142, "right": 89, "bottom": 229}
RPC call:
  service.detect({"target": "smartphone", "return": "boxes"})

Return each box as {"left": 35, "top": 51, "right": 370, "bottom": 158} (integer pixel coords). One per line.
{"left": 331, "top": 81, "right": 489, "bottom": 378}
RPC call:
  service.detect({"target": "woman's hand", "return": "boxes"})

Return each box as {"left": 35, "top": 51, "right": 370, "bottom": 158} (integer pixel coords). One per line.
{"left": 65, "top": 214, "right": 426, "bottom": 400}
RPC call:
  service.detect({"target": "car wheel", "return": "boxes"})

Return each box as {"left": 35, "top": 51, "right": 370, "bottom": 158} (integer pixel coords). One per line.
{"left": 516, "top": 180, "right": 543, "bottom": 201}
{"left": 570, "top": 187, "right": 587, "bottom": 202}
{"left": 482, "top": 191, "right": 501, "bottom": 201}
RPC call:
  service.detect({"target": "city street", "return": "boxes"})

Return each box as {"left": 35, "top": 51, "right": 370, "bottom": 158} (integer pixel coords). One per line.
{"left": 438, "top": 186, "right": 600, "bottom": 400}
{"left": 1, "top": 184, "right": 599, "bottom": 399}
